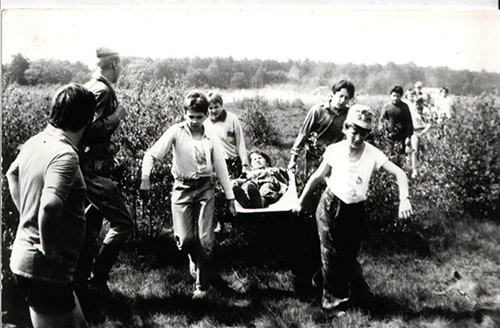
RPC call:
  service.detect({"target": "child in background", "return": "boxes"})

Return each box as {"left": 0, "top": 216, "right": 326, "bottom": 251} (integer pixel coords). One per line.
{"left": 204, "top": 92, "right": 249, "bottom": 178}
{"left": 293, "top": 104, "right": 413, "bottom": 313}
{"left": 233, "top": 151, "right": 288, "bottom": 208}
{"left": 409, "top": 97, "right": 432, "bottom": 178}
{"left": 204, "top": 92, "right": 248, "bottom": 231}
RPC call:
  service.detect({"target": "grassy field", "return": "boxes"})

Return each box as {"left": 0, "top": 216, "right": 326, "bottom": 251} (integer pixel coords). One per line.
{"left": 5, "top": 215, "right": 499, "bottom": 328}
{"left": 2, "top": 87, "right": 500, "bottom": 328}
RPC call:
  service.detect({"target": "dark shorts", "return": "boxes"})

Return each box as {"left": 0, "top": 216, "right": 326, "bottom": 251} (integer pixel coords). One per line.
{"left": 14, "top": 275, "right": 76, "bottom": 314}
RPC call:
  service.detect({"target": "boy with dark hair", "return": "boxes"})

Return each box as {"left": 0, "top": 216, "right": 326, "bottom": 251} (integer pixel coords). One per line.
{"left": 379, "top": 85, "right": 414, "bottom": 154}
{"left": 7, "top": 83, "right": 96, "bottom": 328}
{"left": 140, "top": 91, "right": 236, "bottom": 299}
{"left": 293, "top": 104, "right": 413, "bottom": 314}
{"left": 289, "top": 79, "right": 355, "bottom": 176}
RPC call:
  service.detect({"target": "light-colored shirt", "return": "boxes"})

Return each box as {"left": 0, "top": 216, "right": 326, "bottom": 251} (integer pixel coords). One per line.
{"left": 407, "top": 102, "right": 428, "bottom": 131}
{"left": 204, "top": 111, "right": 248, "bottom": 165}
{"left": 436, "top": 96, "right": 454, "bottom": 119}
{"left": 323, "top": 140, "right": 388, "bottom": 204}
{"left": 142, "top": 122, "right": 235, "bottom": 199}
{"left": 9, "top": 124, "right": 86, "bottom": 283}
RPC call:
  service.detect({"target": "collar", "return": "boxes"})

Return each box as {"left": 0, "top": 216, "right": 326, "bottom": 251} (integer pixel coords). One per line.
{"left": 325, "top": 101, "right": 347, "bottom": 116}
{"left": 210, "top": 109, "right": 227, "bottom": 123}
{"left": 180, "top": 121, "right": 212, "bottom": 140}
{"left": 45, "top": 124, "right": 79, "bottom": 150}
{"left": 92, "top": 71, "right": 113, "bottom": 84}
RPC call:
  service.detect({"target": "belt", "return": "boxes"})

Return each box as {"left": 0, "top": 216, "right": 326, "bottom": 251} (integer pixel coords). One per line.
{"left": 175, "top": 176, "right": 212, "bottom": 184}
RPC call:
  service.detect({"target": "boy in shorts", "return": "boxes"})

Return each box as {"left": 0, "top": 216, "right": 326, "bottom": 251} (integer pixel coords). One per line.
{"left": 6, "top": 84, "right": 96, "bottom": 328}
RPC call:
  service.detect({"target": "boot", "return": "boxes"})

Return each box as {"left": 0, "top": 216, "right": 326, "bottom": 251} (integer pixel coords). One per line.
{"left": 88, "top": 243, "right": 121, "bottom": 296}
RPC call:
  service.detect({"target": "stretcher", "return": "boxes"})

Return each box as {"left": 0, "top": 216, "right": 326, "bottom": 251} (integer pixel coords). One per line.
{"left": 234, "top": 170, "right": 299, "bottom": 213}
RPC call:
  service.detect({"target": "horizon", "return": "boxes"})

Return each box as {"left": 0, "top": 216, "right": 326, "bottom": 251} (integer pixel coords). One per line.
{"left": 5, "top": 53, "right": 499, "bottom": 76}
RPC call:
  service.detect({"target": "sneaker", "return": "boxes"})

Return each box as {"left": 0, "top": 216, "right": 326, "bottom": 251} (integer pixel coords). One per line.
{"left": 321, "top": 295, "right": 349, "bottom": 310}
{"left": 233, "top": 185, "right": 251, "bottom": 208}
{"left": 247, "top": 183, "right": 263, "bottom": 208}
{"left": 192, "top": 288, "right": 210, "bottom": 300}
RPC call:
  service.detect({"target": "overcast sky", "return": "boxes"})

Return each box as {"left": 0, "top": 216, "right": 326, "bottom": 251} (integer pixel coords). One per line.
{"left": 2, "top": 4, "right": 500, "bottom": 73}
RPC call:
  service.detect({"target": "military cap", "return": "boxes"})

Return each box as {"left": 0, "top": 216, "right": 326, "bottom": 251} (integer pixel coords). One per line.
{"left": 96, "top": 47, "right": 119, "bottom": 58}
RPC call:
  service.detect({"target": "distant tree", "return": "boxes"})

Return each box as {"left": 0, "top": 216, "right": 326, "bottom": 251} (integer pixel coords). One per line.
{"left": 251, "top": 67, "right": 266, "bottom": 88}
{"left": 205, "top": 61, "right": 224, "bottom": 88}
{"left": 5, "top": 53, "right": 30, "bottom": 85}
{"left": 230, "top": 72, "right": 248, "bottom": 89}
{"left": 69, "top": 61, "right": 92, "bottom": 83}
{"left": 185, "top": 67, "right": 209, "bottom": 88}
{"left": 24, "top": 59, "right": 73, "bottom": 85}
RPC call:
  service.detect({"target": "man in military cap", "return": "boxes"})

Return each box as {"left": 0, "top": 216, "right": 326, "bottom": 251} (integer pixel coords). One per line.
{"left": 74, "top": 47, "right": 133, "bottom": 297}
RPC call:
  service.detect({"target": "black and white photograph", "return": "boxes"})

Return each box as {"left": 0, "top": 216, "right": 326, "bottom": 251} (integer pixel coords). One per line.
{"left": 2, "top": 1, "right": 500, "bottom": 327}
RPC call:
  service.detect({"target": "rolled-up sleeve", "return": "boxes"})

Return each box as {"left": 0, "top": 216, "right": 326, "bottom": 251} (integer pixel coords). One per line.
{"left": 291, "top": 107, "right": 317, "bottom": 155}
{"left": 142, "top": 127, "right": 174, "bottom": 178}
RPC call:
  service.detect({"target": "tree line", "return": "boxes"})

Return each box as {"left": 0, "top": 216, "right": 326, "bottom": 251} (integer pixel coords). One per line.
{"left": 3, "top": 53, "right": 500, "bottom": 95}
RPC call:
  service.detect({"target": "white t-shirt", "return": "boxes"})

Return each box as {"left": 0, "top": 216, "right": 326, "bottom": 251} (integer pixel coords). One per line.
{"left": 436, "top": 96, "right": 454, "bottom": 118}
{"left": 323, "top": 140, "right": 388, "bottom": 204}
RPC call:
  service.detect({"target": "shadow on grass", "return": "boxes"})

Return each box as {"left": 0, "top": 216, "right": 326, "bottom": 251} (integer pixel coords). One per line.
{"left": 131, "top": 286, "right": 297, "bottom": 327}
{"left": 330, "top": 293, "right": 498, "bottom": 326}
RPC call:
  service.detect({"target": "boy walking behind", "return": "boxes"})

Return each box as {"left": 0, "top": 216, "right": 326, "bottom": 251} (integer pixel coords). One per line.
{"left": 379, "top": 85, "right": 414, "bottom": 156}
{"left": 7, "top": 84, "right": 96, "bottom": 328}
{"left": 288, "top": 80, "right": 355, "bottom": 176}
{"left": 204, "top": 91, "right": 249, "bottom": 178}
{"left": 293, "top": 105, "right": 413, "bottom": 313}
{"left": 140, "top": 91, "right": 236, "bottom": 299}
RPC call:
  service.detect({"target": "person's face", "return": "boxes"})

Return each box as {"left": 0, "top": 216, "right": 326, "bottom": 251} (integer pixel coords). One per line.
{"left": 250, "top": 153, "right": 268, "bottom": 170}
{"left": 345, "top": 124, "right": 370, "bottom": 150}
{"left": 208, "top": 102, "right": 223, "bottom": 120}
{"left": 330, "top": 88, "right": 351, "bottom": 109}
{"left": 391, "top": 92, "right": 402, "bottom": 105}
{"left": 408, "top": 93, "right": 416, "bottom": 103}
{"left": 185, "top": 109, "right": 207, "bottom": 131}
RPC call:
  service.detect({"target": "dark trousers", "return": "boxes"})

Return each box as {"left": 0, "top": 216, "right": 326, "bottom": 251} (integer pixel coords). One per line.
{"left": 74, "top": 169, "right": 133, "bottom": 284}
{"left": 315, "top": 189, "right": 369, "bottom": 300}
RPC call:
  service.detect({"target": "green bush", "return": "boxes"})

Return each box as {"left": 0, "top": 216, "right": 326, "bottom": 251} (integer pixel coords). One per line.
{"left": 2, "top": 83, "right": 499, "bottom": 264}
{"left": 113, "top": 76, "right": 187, "bottom": 244}
{"left": 235, "top": 96, "right": 282, "bottom": 146}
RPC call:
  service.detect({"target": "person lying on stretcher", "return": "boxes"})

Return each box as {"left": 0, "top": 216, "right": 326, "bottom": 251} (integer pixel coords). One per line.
{"left": 232, "top": 150, "right": 288, "bottom": 208}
